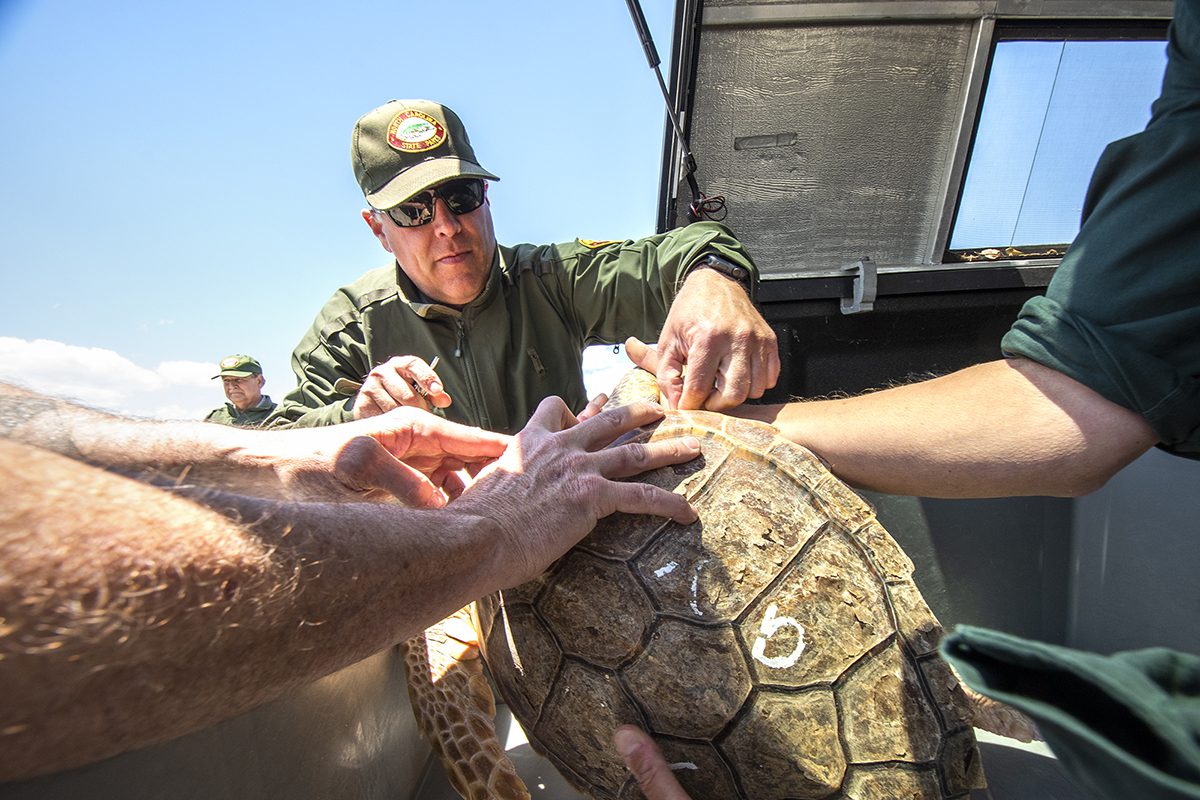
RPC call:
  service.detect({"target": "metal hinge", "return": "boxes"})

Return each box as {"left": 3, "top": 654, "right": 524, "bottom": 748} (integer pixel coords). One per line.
{"left": 840, "top": 257, "right": 877, "bottom": 315}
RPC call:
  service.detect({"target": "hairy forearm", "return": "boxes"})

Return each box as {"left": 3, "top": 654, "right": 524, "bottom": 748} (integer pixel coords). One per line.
{"left": 0, "top": 382, "right": 270, "bottom": 485}
{"left": 0, "top": 383, "right": 361, "bottom": 501}
{"left": 735, "top": 359, "right": 1158, "bottom": 498}
{"left": 0, "top": 441, "right": 502, "bottom": 780}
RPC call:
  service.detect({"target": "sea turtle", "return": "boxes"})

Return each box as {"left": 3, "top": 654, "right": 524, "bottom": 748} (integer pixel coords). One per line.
{"left": 405, "top": 368, "right": 1033, "bottom": 800}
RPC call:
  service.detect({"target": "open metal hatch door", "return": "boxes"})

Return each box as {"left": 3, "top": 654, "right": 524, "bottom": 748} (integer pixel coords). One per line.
{"left": 659, "top": 0, "right": 1172, "bottom": 397}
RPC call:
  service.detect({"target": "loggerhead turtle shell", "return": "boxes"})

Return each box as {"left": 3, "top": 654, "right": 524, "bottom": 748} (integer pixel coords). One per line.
{"left": 476, "top": 370, "right": 985, "bottom": 800}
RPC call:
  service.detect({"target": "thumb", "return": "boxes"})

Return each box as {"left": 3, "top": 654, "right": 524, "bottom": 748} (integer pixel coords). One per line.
{"left": 372, "top": 450, "right": 447, "bottom": 508}
{"left": 613, "top": 726, "right": 691, "bottom": 800}
{"left": 628, "top": 337, "right": 683, "bottom": 409}
{"left": 623, "top": 337, "right": 660, "bottom": 373}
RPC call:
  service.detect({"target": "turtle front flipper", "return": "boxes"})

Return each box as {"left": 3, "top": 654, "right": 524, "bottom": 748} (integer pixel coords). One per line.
{"left": 401, "top": 605, "right": 530, "bottom": 800}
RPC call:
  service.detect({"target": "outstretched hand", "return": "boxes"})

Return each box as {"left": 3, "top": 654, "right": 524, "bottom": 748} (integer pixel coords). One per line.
{"left": 263, "top": 406, "right": 509, "bottom": 507}
{"left": 614, "top": 726, "right": 692, "bottom": 800}
{"left": 453, "top": 396, "right": 700, "bottom": 589}
{"left": 653, "top": 268, "right": 779, "bottom": 410}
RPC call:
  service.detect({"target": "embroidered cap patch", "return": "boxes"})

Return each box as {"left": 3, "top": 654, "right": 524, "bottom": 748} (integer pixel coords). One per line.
{"left": 387, "top": 110, "right": 447, "bottom": 153}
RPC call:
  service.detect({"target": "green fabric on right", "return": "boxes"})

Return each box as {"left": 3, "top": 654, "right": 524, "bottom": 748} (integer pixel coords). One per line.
{"left": 942, "top": 625, "right": 1200, "bottom": 800}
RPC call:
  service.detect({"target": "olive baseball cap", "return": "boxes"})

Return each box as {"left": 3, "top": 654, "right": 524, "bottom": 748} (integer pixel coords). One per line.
{"left": 351, "top": 99, "right": 500, "bottom": 210}
{"left": 213, "top": 354, "right": 263, "bottom": 379}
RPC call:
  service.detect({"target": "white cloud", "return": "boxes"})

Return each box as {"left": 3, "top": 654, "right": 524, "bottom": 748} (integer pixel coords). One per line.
{"left": 0, "top": 337, "right": 220, "bottom": 420}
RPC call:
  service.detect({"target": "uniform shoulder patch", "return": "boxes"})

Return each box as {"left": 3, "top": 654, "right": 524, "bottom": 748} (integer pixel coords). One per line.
{"left": 577, "top": 239, "right": 621, "bottom": 249}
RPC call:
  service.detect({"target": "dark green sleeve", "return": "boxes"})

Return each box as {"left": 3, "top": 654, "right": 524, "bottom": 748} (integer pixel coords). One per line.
{"left": 1000, "top": 0, "right": 1200, "bottom": 456}
{"left": 266, "top": 293, "right": 373, "bottom": 429}
{"left": 547, "top": 221, "right": 760, "bottom": 347}
{"left": 942, "top": 626, "right": 1200, "bottom": 800}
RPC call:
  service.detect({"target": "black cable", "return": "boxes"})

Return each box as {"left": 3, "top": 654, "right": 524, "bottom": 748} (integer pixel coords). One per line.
{"left": 623, "top": 0, "right": 726, "bottom": 223}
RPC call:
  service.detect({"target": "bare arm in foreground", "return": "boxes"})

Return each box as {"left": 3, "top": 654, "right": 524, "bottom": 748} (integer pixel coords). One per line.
{"left": 0, "top": 387, "right": 699, "bottom": 781}
{"left": 0, "top": 381, "right": 502, "bottom": 506}
{"left": 623, "top": 339, "right": 1157, "bottom": 497}
{"left": 733, "top": 358, "right": 1158, "bottom": 498}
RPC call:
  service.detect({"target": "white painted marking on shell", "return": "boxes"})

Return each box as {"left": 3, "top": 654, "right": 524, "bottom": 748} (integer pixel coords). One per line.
{"left": 751, "top": 603, "right": 806, "bottom": 669}
{"left": 654, "top": 561, "right": 678, "bottom": 578}
{"left": 500, "top": 600, "right": 525, "bottom": 677}
{"left": 669, "top": 762, "right": 699, "bottom": 772}
{"left": 689, "top": 559, "right": 710, "bottom": 616}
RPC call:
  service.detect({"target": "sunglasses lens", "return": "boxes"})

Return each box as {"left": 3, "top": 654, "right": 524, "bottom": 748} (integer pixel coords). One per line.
{"left": 387, "top": 192, "right": 435, "bottom": 227}
{"left": 439, "top": 178, "right": 485, "bottom": 215}
{"left": 385, "top": 179, "right": 486, "bottom": 227}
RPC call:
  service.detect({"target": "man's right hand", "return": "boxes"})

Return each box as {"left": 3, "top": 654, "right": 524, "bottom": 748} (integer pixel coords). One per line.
{"left": 352, "top": 355, "right": 452, "bottom": 418}
{"left": 453, "top": 396, "right": 700, "bottom": 589}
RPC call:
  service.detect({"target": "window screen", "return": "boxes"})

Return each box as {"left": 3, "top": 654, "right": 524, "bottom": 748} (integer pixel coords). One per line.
{"left": 949, "top": 35, "right": 1168, "bottom": 253}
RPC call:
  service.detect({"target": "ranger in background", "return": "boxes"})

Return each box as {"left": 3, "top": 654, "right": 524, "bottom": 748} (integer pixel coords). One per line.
{"left": 205, "top": 354, "right": 276, "bottom": 428}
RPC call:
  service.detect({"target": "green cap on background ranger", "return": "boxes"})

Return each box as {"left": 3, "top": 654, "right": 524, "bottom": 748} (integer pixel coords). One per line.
{"left": 212, "top": 354, "right": 263, "bottom": 379}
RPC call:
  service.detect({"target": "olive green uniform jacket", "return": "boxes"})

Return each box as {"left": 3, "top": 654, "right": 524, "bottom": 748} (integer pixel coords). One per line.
{"left": 270, "top": 222, "right": 757, "bottom": 434}
{"left": 203, "top": 396, "right": 277, "bottom": 428}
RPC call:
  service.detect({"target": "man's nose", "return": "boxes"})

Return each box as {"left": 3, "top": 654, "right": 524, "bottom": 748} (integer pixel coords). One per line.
{"left": 430, "top": 196, "right": 463, "bottom": 235}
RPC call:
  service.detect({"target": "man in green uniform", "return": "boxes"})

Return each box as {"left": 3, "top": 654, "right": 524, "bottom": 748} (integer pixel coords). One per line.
{"left": 618, "top": 0, "right": 1200, "bottom": 796}
{"left": 269, "top": 99, "right": 779, "bottom": 433}
{"left": 204, "top": 354, "right": 277, "bottom": 427}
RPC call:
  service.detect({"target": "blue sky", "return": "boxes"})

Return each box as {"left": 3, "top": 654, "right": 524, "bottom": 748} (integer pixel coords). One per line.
{"left": 951, "top": 38, "right": 1166, "bottom": 249}
{"left": 0, "top": 0, "right": 672, "bottom": 417}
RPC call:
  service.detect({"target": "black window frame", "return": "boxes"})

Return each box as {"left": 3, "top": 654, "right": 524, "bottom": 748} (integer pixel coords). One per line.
{"left": 942, "top": 18, "right": 1171, "bottom": 265}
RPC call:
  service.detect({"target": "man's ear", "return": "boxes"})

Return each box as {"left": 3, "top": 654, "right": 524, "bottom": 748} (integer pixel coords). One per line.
{"left": 361, "top": 209, "right": 393, "bottom": 253}
{"left": 255, "top": 375, "right": 265, "bottom": 390}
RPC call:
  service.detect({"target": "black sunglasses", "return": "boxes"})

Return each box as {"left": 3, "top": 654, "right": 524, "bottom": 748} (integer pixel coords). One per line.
{"left": 384, "top": 178, "right": 486, "bottom": 228}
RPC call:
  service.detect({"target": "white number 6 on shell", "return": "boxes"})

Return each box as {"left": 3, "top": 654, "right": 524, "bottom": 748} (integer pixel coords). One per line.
{"left": 751, "top": 602, "right": 806, "bottom": 669}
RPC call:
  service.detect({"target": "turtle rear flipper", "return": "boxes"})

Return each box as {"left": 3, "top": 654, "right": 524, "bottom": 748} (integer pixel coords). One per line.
{"left": 963, "top": 681, "right": 1042, "bottom": 743}
{"left": 401, "top": 605, "right": 531, "bottom": 800}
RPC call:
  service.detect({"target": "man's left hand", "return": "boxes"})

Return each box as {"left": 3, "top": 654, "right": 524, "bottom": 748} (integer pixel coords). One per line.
{"left": 255, "top": 408, "right": 510, "bottom": 507}
{"left": 653, "top": 267, "right": 779, "bottom": 410}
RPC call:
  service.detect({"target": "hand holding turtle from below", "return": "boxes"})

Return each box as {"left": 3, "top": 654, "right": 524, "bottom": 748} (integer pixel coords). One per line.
{"left": 245, "top": 405, "right": 509, "bottom": 507}
{"left": 576, "top": 392, "right": 609, "bottom": 422}
{"left": 452, "top": 396, "right": 700, "bottom": 589}
{"left": 614, "top": 726, "right": 692, "bottom": 800}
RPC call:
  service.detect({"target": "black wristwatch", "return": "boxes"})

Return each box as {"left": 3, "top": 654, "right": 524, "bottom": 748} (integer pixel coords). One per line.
{"left": 684, "top": 253, "right": 755, "bottom": 298}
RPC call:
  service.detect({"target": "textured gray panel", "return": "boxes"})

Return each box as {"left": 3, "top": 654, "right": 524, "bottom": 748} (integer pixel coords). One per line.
{"left": 703, "top": 0, "right": 1172, "bottom": 17}
{"left": 1068, "top": 447, "right": 1200, "bottom": 655}
{"left": 683, "top": 20, "right": 974, "bottom": 274}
